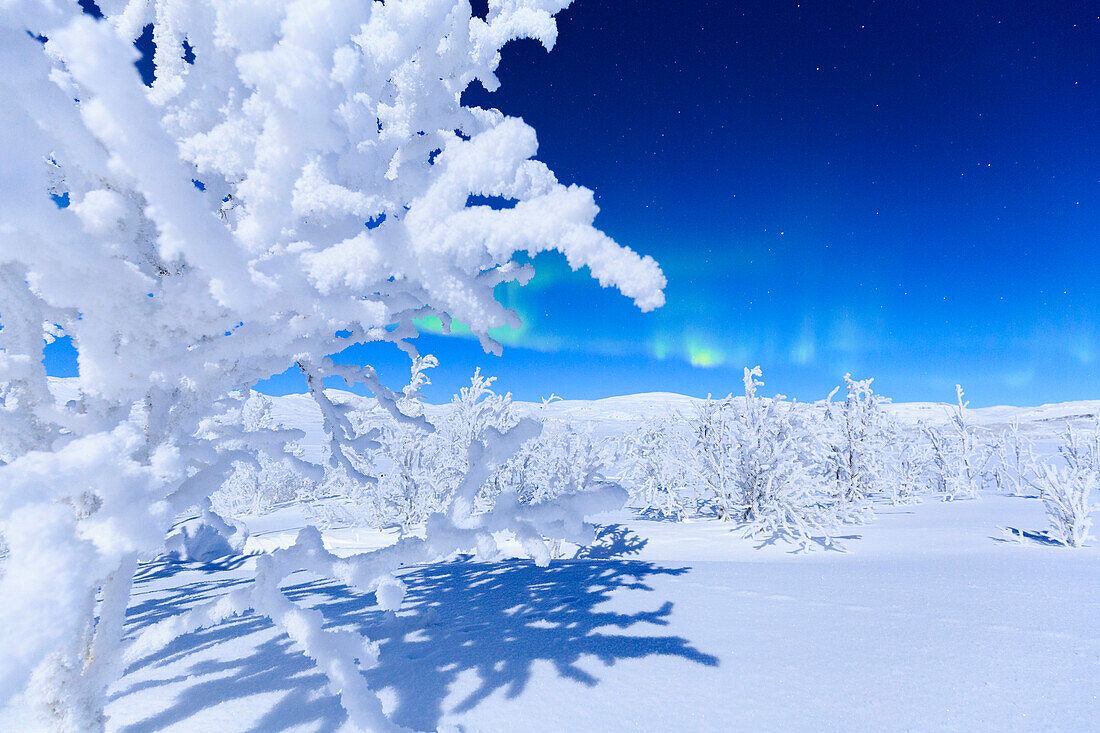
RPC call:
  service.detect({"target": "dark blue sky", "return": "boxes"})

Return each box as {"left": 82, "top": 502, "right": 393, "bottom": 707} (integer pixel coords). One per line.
{"left": 48, "top": 1, "right": 1100, "bottom": 406}
{"left": 330, "top": 0, "right": 1098, "bottom": 406}
{"left": 396, "top": 0, "right": 1098, "bottom": 406}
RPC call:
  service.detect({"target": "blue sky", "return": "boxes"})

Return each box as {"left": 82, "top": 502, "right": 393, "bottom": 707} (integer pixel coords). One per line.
{"left": 379, "top": 0, "right": 1098, "bottom": 406}
{"left": 46, "top": 1, "right": 1099, "bottom": 406}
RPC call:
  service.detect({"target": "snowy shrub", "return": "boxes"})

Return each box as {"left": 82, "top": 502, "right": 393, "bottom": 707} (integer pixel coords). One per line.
{"left": 486, "top": 415, "right": 614, "bottom": 508}
{"left": 822, "top": 379, "right": 930, "bottom": 507}
{"left": 319, "top": 372, "right": 615, "bottom": 531}
{"left": 823, "top": 374, "right": 893, "bottom": 507}
{"left": 530, "top": 422, "right": 612, "bottom": 502}
{"left": 693, "top": 367, "right": 838, "bottom": 547}
{"left": 368, "top": 364, "right": 520, "bottom": 527}
{"left": 303, "top": 463, "right": 393, "bottom": 531}
{"left": 1036, "top": 421, "right": 1099, "bottom": 547}
{"left": 374, "top": 421, "right": 447, "bottom": 528}
{"left": 213, "top": 457, "right": 312, "bottom": 517}
{"left": 443, "top": 368, "right": 518, "bottom": 458}
{"left": 0, "top": 2, "right": 664, "bottom": 728}
{"left": 1037, "top": 463, "right": 1095, "bottom": 547}
{"left": 889, "top": 429, "right": 931, "bottom": 505}
{"left": 368, "top": 357, "right": 455, "bottom": 528}
{"left": 211, "top": 393, "right": 313, "bottom": 517}
{"left": 621, "top": 415, "right": 694, "bottom": 519}
{"left": 1055, "top": 420, "right": 1100, "bottom": 481}
{"left": 989, "top": 419, "right": 1040, "bottom": 497}
{"left": 924, "top": 385, "right": 990, "bottom": 500}
{"left": 690, "top": 393, "right": 738, "bottom": 520}
{"left": 438, "top": 368, "right": 519, "bottom": 502}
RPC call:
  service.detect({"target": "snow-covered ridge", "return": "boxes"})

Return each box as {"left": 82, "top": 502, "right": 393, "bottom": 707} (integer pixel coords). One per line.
{"left": 246, "top": 386, "right": 1098, "bottom": 462}
{"left": 266, "top": 386, "right": 1100, "bottom": 426}
{"left": 49, "top": 376, "right": 1098, "bottom": 444}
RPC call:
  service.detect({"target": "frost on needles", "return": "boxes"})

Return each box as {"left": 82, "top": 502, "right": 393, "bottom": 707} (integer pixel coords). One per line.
{"left": 0, "top": 1, "right": 664, "bottom": 730}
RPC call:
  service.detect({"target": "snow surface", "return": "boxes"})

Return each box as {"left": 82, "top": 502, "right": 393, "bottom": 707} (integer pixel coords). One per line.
{"left": 5, "top": 390, "right": 1099, "bottom": 731}
{"left": 67, "top": 499, "right": 1100, "bottom": 731}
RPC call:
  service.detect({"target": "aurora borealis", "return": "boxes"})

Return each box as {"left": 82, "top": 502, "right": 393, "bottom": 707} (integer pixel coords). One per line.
{"left": 44, "top": 1, "right": 1100, "bottom": 406}
{"left": 362, "top": 1, "right": 1098, "bottom": 406}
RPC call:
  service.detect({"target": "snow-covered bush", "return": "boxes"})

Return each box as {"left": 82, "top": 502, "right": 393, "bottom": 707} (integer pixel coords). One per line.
{"left": 889, "top": 428, "right": 931, "bottom": 505}
{"left": 303, "top": 464, "right": 388, "bottom": 530}
{"left": 822, "top": 378, "right": 931, "bottom": 507}
{"left": 369, "top": 357, "right": 455, "bottom": 528}
{"left": 823, "top": 374, "right": 892, "bottom": 507}
{"left": 370, "top": 364, "right": 521, "bottom": 527}
{"left": 309, "top": 355, "right": 452, "bottom": 530}
{"left": 690, "top": 393, "right": 738, "bottom": 520}
{"left": 211, "top": 393, "right": 313, "bottom": 517}
{"left": 924, "top": 385, "right": 990, "bottom": 500}
{"left": 0, "top": 2, "right": 664, "bottom": 728}
{"left": 439, "top": 367, "right": 519, "bottom": 501}
{"left": 692, "top": 367, "right": 837, "bottom": 547}
{"left": 516, "top": 421, "right": 613, "bottom": 503}
{"left": 1036, "top": 421, "right": 1099, "bottom": 547}
{"left": 1037, "top": 463, "right": 1095, "bottom": 547}
{"left": 319, "top": 372, "right": 615, "bottom": 531}
{"left": 480, "top": 393, "right": 602, "bottom": 500}
{"left": 989, "top": 419, "right": 1040, "bottom": 497}
{"left": 375, "top": 419, "right": 446, "bottom": 528}
{"left": 621, "top": 415, "right": 694, "bottom": 519}
{"left": 444, "top": 368, "right": 518, "bottom": 457}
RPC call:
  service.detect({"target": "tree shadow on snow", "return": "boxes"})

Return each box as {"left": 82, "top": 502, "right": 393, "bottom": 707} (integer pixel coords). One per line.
{"left": 749, "top": 532, "right": 863, "bottom": 553}
{"left": 573, "top": 523, "right": 648, "bottom": 559}
{"left": 115, "top": 552, "right": 717, "bottom": 732}
{"left": 992, "top": 526, "right": 1066, "bottom": 547}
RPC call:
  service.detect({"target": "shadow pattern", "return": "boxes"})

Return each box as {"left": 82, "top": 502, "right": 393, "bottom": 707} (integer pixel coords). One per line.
{"left": 115, "top": 536, "right": 717, "bottom": 732}
{"left": 573, "top": 523, "right": 649, "bottom": 559}
{"left": 993, "top": 526, "right": 1066, "bottom": 546}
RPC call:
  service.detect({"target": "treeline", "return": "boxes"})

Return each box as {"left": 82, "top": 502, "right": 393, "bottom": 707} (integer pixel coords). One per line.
{"left": 621, "top": 369, "right": 1096, "bottom": 548}
{"left": 214, "top": 364, "right": 1096, "bottom": 549}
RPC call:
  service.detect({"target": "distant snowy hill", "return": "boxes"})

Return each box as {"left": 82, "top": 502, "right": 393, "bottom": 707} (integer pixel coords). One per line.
{"left": 47, "top": 376, "right": 1100, "bottom": 460}
{"left": 258, "top": 387, "right": 1100, "bottom": 464}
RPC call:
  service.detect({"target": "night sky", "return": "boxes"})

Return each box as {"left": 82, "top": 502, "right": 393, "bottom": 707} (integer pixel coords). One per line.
{"left": 49, "top": 1, "right": 1100, "bottom": 406}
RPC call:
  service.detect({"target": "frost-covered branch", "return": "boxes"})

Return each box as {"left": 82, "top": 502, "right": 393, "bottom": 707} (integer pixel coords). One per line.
{"left": 0, "top": 1, "right": 664, "bottom": 728}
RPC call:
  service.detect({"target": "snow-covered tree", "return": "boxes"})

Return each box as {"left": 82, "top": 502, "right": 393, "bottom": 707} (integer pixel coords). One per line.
{"left": 888, "top": 426, "right": 931, "bottom": 505}
{"left": 1035, "top": 421, "right": 1099, "bottom": 547}
{"left": 519, "top": 420, "right": 613, "bottom": 503}
{"left": 485, "top": 394, "right": 613, "bottom": 508}
{"left": 690, "top": 367, "right": 837, "bottom": 547}
{"left": 924, "top": 385, "right": 989, "bottom": 500}
{"left": 0, "top": 2, "right": 663, "bottom": 729}
{"left": 447, "top": 369, "right": 516, "bottom": 447}
{"left": 621, "top": 414, "right": 694, "bottom": 519}
{"left": 691, "top": 393, "right": 737, "bottom": 520}
{"left": 439, "top": 367, "right": 518, "bottom": 489}
{"left": 1037, "top": 463, "right": 1095, "bottom": 548}
{"left": 990, "top": 419, "right": 1040, "bottom": 497}
{"left": 211, "top": 392, "right": 313, "bottom": 517}
{"left": 823, "top": 374, "right": 893, "bottom": 507}
{"left": 369, "top": 358, "right": 452, "bottom": 528}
